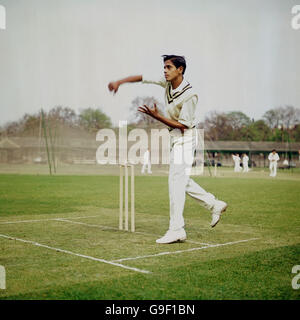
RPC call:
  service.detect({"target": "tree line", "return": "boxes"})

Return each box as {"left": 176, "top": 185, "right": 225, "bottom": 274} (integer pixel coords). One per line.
{"left": 1, "top": 100, "right": 300, "bottom": 142}
{"left": 0, "top": 106, "right": 112, "bottom": 137}
{"left": 203, "top": 106, "right": 300, "bottom": 142}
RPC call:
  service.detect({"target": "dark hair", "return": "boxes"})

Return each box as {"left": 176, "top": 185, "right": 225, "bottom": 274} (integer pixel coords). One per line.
{"left": 272, "top": 149, "right": 276, "bottom": 152}
{"left": 162, "top": 55, "right": 186, "bottom": 75}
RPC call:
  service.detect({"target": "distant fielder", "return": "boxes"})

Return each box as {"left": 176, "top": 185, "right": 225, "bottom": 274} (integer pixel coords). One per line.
{"left": 268, "top": 149, "right": 280, "bottom": 177}
{"left": 232, "top": 153, "right": 242, "bottom": 172}
{"left": 141, "top": 149, "right": 152, "bottom": 174}
{"left": 242, "top": 153, "right": 249, "bottom": 173}
{"left": 108, "top": 55, "right": 228, "bottom": 244}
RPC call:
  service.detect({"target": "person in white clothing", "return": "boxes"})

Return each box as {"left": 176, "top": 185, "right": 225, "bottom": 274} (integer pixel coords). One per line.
{"left": 268, "top": 149, "right": 280, "bottom": 177}
{"left": 141, "top": 149, "right": 152, "bottom": 174}
{"left": 108, "top": 55, "right": 228, "bottom": 244}
{"left": 232, "top": 153, "right": 242, "bottom": 172}
{"left": 242, "top": 153, "right": 249, "bottom": 173}
{"left": 282, "top": 159, "right": 289, "bottom": 167}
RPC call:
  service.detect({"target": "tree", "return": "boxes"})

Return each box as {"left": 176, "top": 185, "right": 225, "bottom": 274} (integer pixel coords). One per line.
{"left": 226, "top": 111, "right": 251, "bottom": 130}
{"left": 78, "top": 108, "right": 112, "bottom": 132}
{"left": 263, "top": 106, "right": 300, "bottom": 129}
{"left": 281, "top": 105, "right": 300, "bottom": 128}
{"left": 3, "top": 121, "right": 20, "bottom": 136}
{"left": 48, "top": 106, "right": 78, "bottom": 127}
{"left": 19, "top": 113, "right": 42, "bottom": 136}
{"left": 292, "top": 124, "right": 300, "bottom": 141}
{"left": 204, "top": 111, "right": 253, "bottom": 140}
{"left": 244, "top": 120, "right": 272, "bottom": 141}
{"left": 263, "top": 109, "right": 281, "bottom": 128}
{"left": 204, "top": 111, "right": 233, "bottom": 140}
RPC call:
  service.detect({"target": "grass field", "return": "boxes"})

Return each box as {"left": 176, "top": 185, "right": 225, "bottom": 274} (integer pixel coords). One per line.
{"left": 0, "top": 164, "right": 300, "bottom": 300}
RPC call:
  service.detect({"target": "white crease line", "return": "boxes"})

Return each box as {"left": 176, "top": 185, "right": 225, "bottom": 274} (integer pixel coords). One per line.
{"left": 59, "top": 215, "right": 100, "bottom": 220}
{"left": 56, "top": 218, "right": 213, "bottom": 246}
{"left": 0, "top": 233, "right": 151, "bottom": 274}
{"left": 110, "top": 238, "right": 260, "bottom": 263}
{"left": 0, "top": 216, "right": 214, "bottom": 246}
{"left": 54, "top": 218, "right": 118, "bottom": 231}
{"left": 0, "top": 215, "right": 99, "bottom": 225}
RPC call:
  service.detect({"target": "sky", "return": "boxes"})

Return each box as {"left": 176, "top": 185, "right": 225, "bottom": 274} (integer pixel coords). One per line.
{"left": 0, "top": 0, "right": 300, "bottom": 127}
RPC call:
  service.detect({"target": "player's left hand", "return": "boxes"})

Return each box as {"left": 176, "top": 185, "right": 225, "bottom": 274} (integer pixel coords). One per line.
{"left": 138, "top": 103, "right": 159, "bottom": 118}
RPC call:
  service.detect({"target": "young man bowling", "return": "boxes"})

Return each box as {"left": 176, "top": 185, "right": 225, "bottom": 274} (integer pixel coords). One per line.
{"left": 108, "top": 55, "right": 227, "bottom": 244}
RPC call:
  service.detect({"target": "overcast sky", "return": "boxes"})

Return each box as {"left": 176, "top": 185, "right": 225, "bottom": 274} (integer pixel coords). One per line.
{"left": 0, "top": 0, "right": 300, "bottom": 126}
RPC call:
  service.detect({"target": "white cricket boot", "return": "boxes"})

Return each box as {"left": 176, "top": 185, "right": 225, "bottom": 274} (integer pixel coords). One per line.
{"left": 156, "top": 229, "right": 187, "bottom": 244}
{"left": 210, "top": 200, "right": 228, "bottom": 228}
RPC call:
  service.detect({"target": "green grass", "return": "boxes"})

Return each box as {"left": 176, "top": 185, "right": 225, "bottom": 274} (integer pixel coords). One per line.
{"left": 0, "top": 169, "right": 300, "bottom": 300}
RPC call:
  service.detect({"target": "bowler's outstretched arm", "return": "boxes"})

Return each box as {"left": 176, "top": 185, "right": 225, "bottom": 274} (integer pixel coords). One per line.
{"left": 108, "top": 75, "right": 142, "bottom": 94}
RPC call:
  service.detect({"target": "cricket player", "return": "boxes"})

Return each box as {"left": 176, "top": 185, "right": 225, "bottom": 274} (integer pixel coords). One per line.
{"left": 232, "top": 153, "right": 242, "bottom": 172}
{"left": 108, "top": 55, "right": 227, "bottom": 244}
{"left": 141, "top": 149, "right": 152, "bottom": 174}
{"left": 268, "top": 149, "right": 280, "bottom": 177}
{"left": 242, "top": 153, "right": 249, "bottom": 173}
{"left": 282, "top": 159, "right": 289, "bottom": 167}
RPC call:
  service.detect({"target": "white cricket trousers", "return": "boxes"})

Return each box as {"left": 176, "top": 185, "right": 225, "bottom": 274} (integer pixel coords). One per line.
{"left": 269, "top": 161, "right": 277, "bottom": 176}
{"left": 243, "top": 163, "right": 249, "bottom": 172}
{"left": 141, "top": 161, "right": 151, "bottom": 173}
{"left": 168, "top": 129, "right": 217, "bottom": 231}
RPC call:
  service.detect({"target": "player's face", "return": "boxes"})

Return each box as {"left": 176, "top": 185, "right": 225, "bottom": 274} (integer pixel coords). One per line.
{"left": 164, "top": 60, "right": 182, "bottom": 82}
